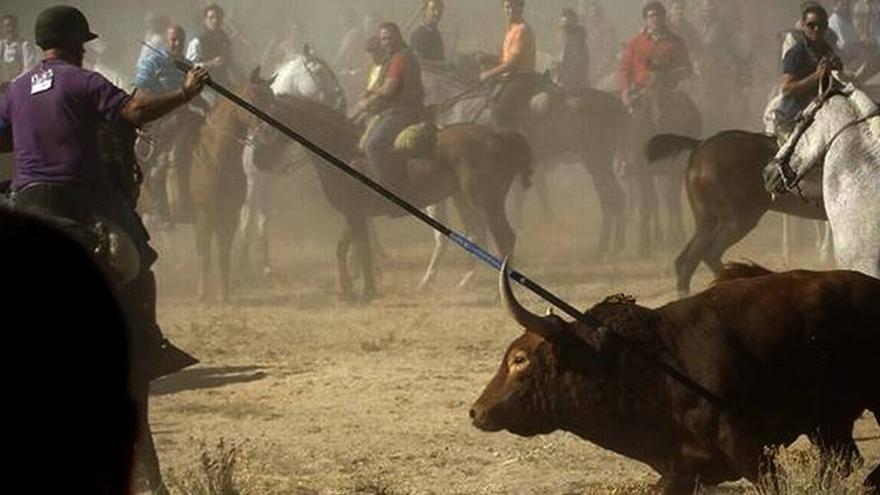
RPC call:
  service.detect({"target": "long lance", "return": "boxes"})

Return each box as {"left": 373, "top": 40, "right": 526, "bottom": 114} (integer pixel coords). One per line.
{"left": 144, "top": 43, "right": 732, "bottom": 412}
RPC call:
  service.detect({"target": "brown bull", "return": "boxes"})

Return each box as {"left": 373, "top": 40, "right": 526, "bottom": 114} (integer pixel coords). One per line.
{"left": 471, "top": 262, "right": 880, "bottom": 494}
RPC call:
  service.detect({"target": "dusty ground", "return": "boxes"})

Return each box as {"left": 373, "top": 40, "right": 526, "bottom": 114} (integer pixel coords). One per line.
{"left": 144, "top": 169, "right": 879, "bottom": 494}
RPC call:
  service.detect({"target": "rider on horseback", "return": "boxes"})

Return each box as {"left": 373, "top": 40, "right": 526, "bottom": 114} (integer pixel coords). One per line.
{"left": 480, "top": 0, "right": 537, "bottom": 132}
{"left": 0, "top": 6, "right": 207, "bottom": 383}
{"left": 765, "top": 4, "right": 842, "bottom": 140}
{"left": 357, "top": 22, "right": 425, "bottom": 190}
{"left": 619, "top": 1, "right": 693, "bottom": 131}
{"left": 410, "top": 0, "right": 446, "bottom": 63}
{"left": 135, "top": 23, "right": 198, "bottom": 228}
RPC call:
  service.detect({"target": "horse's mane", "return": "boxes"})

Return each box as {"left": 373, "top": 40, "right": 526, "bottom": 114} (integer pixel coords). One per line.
{"left": 275, "top": 94, "right": 357, "bottom": 134}
{"left": 712, "top": 262, "right": 775, "bottom": 285}
{"left": 272, "top": 94, "right": 360, "bottom": 154}
{"left": 845, "top": 87, "right": 880, "bottom": 141}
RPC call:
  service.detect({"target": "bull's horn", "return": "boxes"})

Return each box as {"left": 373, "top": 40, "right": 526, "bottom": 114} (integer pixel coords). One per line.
{"left": 499, "top": 258, "right": 547, "bottom": 331}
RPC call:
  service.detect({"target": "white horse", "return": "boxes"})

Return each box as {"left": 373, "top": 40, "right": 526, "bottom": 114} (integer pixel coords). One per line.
{"left": 238, "top": 47, "right": 344, "bottom": 276}
{"left": 765, "top": 81, "right": 880, "bottom": 278}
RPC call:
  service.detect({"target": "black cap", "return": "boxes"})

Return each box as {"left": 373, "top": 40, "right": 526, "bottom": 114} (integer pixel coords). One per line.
{"left": 35, "top": 5, "right": 98, "bottom": 50}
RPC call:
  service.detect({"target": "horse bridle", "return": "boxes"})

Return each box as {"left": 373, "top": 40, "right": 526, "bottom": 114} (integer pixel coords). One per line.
{"left": 772, "top": 81, "right": 880, "bottom": 195}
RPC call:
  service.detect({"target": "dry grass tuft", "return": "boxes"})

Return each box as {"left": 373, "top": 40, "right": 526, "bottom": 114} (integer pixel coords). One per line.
{"left": 749, "top": 445, "right": 870, "bottom": 495}
{"left": 167, "top": 438, "right": 249, "bottom": 495}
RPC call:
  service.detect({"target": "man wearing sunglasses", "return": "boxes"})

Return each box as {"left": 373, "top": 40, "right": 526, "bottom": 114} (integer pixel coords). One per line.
{"left": 766, "top": 4, "right": 842, "bottom": 139}
{"left": 780, "top": 5, "right": 841, "bottom": 107}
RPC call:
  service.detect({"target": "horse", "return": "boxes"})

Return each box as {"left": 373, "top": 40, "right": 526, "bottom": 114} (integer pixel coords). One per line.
{"left": 249, "top": 94, "right": 532, "bottom": 302}
{"left": 646, "top": 130, "right": 829, "bottom": 295}
{"left": 424, "top": 57, "right": 631, "bottom": 259}
{"left": 238, "top": 47, "right": 345, "bottom": 277}
{"left": 765, "top": 82, "right": 880, "bottom": 279}
{"left": 426, "top": 54, "right": 699, "bottom": 260}
{"left": 188, "top": 67, "right": 276, "bottom": 302}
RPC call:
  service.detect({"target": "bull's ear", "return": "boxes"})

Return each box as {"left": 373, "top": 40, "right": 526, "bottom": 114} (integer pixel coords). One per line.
{"left": 566, "top": 322, "right": 612, "bottom": 354}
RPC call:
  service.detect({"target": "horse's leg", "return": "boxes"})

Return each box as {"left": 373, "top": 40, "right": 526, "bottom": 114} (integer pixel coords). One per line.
{"left": 817, "top": 221, "right": 834, "bottom": 265}
{"left": 484, "top": 192, "right": 516, "bottom": 259}
{"left": 637, "top": 170, "right": 659, "bottom": 258}
{"left": 237, "top": 200, "right": 253, "bottom": 275}
{"left": 509, "top": 171, "right": 529, "bottom": 229}
{"left": 217, "top": 219, "right": 235, "bottom": 304}
{"left": 781, "top": 214, "right": 791, "bottom": 266}
{"left": 419, "top": 202, "right": 449, "bottom": 291}
{"left": 193, "top": 211, "right": 211, "bottom": 303}
{"left": 336, "top": 223, "right": 356, "bottom": 302}
{"left": 135, "top": 383, "right": 169, "bottom": 495}
{"left": 534, "top": 167, "right": 553, "bottom": 221}
{"left": 256, "top": 207, "right": 271, "bottom": 276}
{"left": 350, "top": 216, "right": 376, "bottom": 301}
{"left": 703, "top": 218, "right": 756, "bottom": 275}
{"left": 661, "top": 173, "right": 687, "bottom": 249}
{"left": 674, "top": 216, "right": 718, "bottom": 296}
{"left": 367, "top": 218, "right": 389, "bottom": 262}
{"left": 452, "top": 193, "right": 486, "bottom": 288}
{"left": 585, "top": 149, "right": 625, "bottom": 260}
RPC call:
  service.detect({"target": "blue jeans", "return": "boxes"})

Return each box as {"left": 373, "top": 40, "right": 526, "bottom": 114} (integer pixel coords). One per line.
{"left": 363, "top": 109, "right": 415, "bottom": 186}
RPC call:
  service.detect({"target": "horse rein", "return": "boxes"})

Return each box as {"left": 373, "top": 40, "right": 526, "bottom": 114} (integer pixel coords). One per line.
{"left": 775, "top": 96, "right": 880, "bottom": 195}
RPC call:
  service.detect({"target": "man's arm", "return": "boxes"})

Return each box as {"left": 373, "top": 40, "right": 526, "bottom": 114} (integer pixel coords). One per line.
{"left": 120, "top": 67, "right": 209, "bottom": 127}
{"left": 779, "top": 46, "right": 828, "bottom": 99}
{"left": 779, "top": 69, "right": 824, "bottom": 98}
{"left": 358, "top": 55, "right": 403, "bottom": 111}
{"left": 618, "top": 40, "right": 637, "bottom": 100}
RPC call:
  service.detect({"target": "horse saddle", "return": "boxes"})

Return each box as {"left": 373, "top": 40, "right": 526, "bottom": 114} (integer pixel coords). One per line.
{"left": 393, "top": 121, "right": 437, "bottom": 160}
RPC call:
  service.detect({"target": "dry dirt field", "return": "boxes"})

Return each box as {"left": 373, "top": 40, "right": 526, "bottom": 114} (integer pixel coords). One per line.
{"left": 144, "top": 168, "right": 879, "bottom": 494}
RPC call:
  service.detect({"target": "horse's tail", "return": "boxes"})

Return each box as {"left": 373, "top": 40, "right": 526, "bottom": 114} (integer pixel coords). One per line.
{"left": 711, "top": 262, "right": 776, "bottom": 286}
{"left": 496, "top": 131, "right": 533, "bottom": 190}
{"left": 644, "top": 134, "right": 701, "bottom": 163}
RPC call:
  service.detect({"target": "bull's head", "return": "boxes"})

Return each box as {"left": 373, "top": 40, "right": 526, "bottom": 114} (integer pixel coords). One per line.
{"left": 470, "top": 262, "right": 619, "bottom": 437}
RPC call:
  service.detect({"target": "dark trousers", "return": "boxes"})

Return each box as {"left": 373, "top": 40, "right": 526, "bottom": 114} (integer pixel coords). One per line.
{"left": 363, "top": 109, "right": 417, "bottom": 186}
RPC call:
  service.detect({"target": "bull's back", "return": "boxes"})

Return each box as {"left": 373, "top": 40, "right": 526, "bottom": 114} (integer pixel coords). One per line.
{"left": 662, "top": 269, "right": 880, "bottom": 407}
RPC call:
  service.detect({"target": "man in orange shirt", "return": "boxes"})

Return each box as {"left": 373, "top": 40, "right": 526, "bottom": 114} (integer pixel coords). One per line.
{"left": 480, "top": 0, "right": 538, "bottom": 131}
{"left": 618, "top": 1, "right": 692, "bottom": 129}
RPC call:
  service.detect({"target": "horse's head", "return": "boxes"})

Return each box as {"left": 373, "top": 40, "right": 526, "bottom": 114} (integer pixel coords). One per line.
{"left": 764, "top": 82, "right": 876, "bottom": 195}
{"left": 237, "top": 66, "right": 278, "bottom": 125}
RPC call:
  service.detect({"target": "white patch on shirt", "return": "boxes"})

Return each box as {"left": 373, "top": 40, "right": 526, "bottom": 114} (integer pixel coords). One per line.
{"left": 30, "top": 68, "right": 54, "bottom": 95}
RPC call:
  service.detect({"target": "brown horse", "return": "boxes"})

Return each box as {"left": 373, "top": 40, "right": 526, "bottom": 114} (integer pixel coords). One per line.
{"left": 425, "top": 58, "right": 631, "bottom": 259}
{"left": 250, "top": 95, "right": 533, "bottom": 301}
{"left": 646, "top": 131, "right": 826, "bottom": 295}
{"left": 187, "top": 68, "right": 275, "bottom": 302}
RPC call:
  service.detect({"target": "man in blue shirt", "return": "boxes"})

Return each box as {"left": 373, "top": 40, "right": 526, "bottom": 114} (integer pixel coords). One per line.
{"left": 134, "top": 24, "right": 193, "bottom": 226}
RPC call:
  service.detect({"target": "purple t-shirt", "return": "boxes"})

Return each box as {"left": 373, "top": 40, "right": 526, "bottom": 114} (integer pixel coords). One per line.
{"left": 0, "top": 58, "right": 131, "bottom": 190}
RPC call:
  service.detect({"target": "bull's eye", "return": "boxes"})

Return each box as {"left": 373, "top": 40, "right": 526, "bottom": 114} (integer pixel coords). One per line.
{"left": 508, "top": 350, "right": 529, "bottom": 373}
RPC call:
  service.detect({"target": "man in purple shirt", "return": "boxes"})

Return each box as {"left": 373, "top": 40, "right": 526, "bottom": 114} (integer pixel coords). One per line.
{"left": 0, "top": 6, "right": 208, "bottom": 382}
